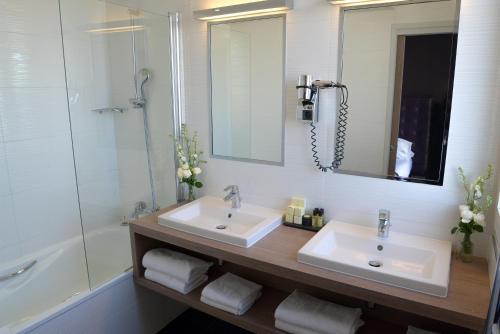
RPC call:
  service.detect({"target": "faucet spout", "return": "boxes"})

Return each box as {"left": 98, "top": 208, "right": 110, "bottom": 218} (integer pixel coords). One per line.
{"left": 224, "top": 185, "right": 241, "bottom": 209}
{"left": 378, "top": 209, "right": 391, "bottom": 239}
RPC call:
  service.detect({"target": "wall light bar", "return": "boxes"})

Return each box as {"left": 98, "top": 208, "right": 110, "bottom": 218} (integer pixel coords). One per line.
{"left": 328, "top": 0, "right": 445, "bottom": 6}
{"left": 86, "top": 25, "right": 144, "bottom": 34}
{"left": 194, "top": 0, "right": 293, "bottom": 21}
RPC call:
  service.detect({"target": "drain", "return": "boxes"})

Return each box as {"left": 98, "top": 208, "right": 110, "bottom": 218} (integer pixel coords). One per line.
{"left": 368, "top": 260, "right": 382, "bottom": 268}
{"left": 216, "top": 225, "right": 227, "bottom": 230}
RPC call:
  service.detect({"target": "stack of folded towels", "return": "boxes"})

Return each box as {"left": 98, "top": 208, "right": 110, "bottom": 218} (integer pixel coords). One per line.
{"left": 142, "top": 248, "right": 212, "bottom": 295}
{"left": 201, "top": 273, "right": 262, "bottom": 315}
{"left": 275, "top": 290, "right": 364, "bottom": 334}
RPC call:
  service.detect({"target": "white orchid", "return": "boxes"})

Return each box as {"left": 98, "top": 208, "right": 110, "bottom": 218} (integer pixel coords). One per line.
{"left": 177, "top": 168, "right": 184, "bottom": 179}
{"left": 460, "top": 209, "right": 473, "bottom": 223}
{"left": 183, "top": 169, "right": 192, "bottom": 178}
{"left": 474, "top": 212, "right": 486, "bottom": 227}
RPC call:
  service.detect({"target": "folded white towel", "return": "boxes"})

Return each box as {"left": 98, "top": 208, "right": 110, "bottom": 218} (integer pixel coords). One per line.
{"left": 142, "top": 248, "right": 212, "bottom": 282}
{"left": 201, "top": 273, "right": 262, "bottom": 313}
{"left": 407, "top": 326, "right": 439, "bottom": 334}
{"left": 201, "top": 293, "right": 262, "bottom": 315}
{"left": 275, "top": 291, "right": 363, "bottom": 334}
{"left": 145, "top": 268, "right": 207, "bottom": 295}
{"left": 276, "top": 319, "right": 365, "bottom": 334}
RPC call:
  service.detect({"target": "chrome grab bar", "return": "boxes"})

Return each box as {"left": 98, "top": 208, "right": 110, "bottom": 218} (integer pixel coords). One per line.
{"left": 92, "top": 107, "right": 126, "bottom": 114}
{"left": 0, "top": 260, "right": 37, "bottom": 282}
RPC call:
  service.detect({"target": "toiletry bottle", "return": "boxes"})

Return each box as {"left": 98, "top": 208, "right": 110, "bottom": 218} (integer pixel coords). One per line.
{"left": 312, "top": 208, "right": 319, "bottom": 228}
{"left": 318, "top": 209, "right": 325, "bottom": 227}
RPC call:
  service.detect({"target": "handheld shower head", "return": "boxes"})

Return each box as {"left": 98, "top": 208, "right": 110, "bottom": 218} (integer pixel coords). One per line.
{"left": 131, "top": 68, "right": 152, "bottom": 109}
{"left": 138, "top": 68, "right": 152, "bottom": 89}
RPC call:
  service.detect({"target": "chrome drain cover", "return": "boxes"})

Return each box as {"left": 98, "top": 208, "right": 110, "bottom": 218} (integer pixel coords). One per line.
{"left": 368, "top": 260, "right": 382, "bottom": 268}
{"left": 216, "top": 225, "right": 227, "bottom": 230}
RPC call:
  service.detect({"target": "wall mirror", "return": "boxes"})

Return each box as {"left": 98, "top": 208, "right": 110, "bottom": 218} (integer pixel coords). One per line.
{"left": 337, "top": 0, "right": 459, "bottom": 185}
{"left": 209, "top": 15, "right": 285, "bottom": 165}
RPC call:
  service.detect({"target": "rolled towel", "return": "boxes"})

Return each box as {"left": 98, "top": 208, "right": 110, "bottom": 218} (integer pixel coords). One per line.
{"left": 201, "top": 273, "right": 262, "bottom": 315}
{"left": 276, "top": 319, "right": 365, "bottom": 334}
{"left": 275, "top": 290, "right": 364, "bottom": 334}
{"left": 142, "top": 248, "right": 212, "bottom": 282}
{"left": 201, "top": 292, "right": 262, "bottom": 315}
{"left": 407, "top": 326, "right": 439, "bottom": 334}
{"left": 145, "top": 268, "right": 208, "bottom": 295}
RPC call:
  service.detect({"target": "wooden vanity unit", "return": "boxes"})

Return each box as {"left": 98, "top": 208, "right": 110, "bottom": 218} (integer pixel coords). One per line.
{"left": 130, "top": 206, "right": 491, "bottom": 334}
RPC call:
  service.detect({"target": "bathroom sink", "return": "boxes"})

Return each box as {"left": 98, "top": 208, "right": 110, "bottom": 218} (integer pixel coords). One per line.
{"left": 158, "top": 196, "right": 283, "bottom": 248}
{"left": 298, "top": 221, "right": 452, "bottom": 297}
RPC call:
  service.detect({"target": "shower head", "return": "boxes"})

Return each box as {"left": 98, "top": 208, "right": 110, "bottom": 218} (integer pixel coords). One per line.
{"left": 138, "top": 68, "right": 152, "bottom": 87}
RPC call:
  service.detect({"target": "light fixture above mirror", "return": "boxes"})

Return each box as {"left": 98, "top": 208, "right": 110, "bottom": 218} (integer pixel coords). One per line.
{"left": 194, "top": 0, "right": 293, "bottom": 21}
{"left": 328, "top": 0, "right": 445, "bottom": 7}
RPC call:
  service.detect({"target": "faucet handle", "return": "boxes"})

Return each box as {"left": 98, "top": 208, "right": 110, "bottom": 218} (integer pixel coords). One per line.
{"left": 224, "top": 185, "right": 239, "bottom": 193}
{"left": 379, "top": 209, "right": 390, "bottom": 221}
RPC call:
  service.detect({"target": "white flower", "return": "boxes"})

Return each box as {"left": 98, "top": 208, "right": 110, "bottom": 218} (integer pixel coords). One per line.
{"left": 181, "top": 156, "right": 187, "bottom": 162}
{"left": 459, "top": 205, "right": 469, "bottom": 213}
{"left": 192, "top": 167, "right": 202, "bottom": 175}
{"left": 182, "top": 163, "right": 190, "bottom": 170}
{"left": 474, "top": 212, "right": 486, "bottom": 227}
{"left": 177, "top": 168, "right": 184, "bottom": 179}
{"left": 192, "top": 154, "right": 198, "bottom": 159}
{"left": 461, "top": 209, "right": 473, "bottom": 224}
{"left": 183, "top": 169, "right": 192, "bottom": 178}
{"left": 474, "top": 190, "right": 482, "bottom": 200}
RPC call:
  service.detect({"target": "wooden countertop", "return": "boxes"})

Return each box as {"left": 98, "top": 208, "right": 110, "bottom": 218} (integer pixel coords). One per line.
{"left": 130, "top": 206, "right": 491, "bottom": 331}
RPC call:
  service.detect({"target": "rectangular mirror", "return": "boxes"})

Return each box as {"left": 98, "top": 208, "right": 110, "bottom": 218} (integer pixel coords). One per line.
{"left": 209, "top": 15, "right": 285, "bottom": 165}
{"left": 337, "top": 0, "right": 459, "bottom": 185}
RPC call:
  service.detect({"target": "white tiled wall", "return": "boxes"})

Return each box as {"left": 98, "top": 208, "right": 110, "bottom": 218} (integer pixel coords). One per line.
{"left": 183, "top": 0, "right": 500, "bottom": 258}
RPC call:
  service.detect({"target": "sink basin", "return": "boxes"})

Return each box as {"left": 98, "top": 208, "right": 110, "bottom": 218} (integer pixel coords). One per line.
{"left": 158, "top": 196, "right": 283, "bottom": 248}
{"left": 298, "top": 221, "right": 452, "bottom": 297}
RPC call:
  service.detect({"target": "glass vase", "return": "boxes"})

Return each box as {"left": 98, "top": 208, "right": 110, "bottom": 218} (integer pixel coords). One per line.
{"left": 460, "top": 233, "right": 474, "bottom": 263}
{"left": 186, "top": 184, "right": 195, "bottom": 202}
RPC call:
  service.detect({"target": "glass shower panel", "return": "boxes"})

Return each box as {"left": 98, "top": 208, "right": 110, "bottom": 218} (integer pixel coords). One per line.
{"left": 59, "top": 1, "right": 178, "bottom": 289}
{"left": 0, "top": 0, "right": 89, "bottom": 328}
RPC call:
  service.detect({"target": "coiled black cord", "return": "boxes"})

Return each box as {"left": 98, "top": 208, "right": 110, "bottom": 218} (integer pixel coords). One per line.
{"left": 310, "top": 85, "right": 349, "bottom": 172}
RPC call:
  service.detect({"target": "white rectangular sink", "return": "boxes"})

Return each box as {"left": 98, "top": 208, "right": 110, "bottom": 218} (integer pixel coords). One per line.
{"left": 158, "top": 196, "right": 283, "bottom": 248}
{"left": 298, "top": 221, "right": 452, "bottom": 297}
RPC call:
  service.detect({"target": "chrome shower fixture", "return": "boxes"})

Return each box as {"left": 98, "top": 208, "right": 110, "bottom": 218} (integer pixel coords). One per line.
{"left": 130, "top": 68, "right": 152, "bottom": 109}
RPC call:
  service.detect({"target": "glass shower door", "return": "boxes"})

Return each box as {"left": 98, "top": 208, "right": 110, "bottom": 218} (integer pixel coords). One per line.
{"left": 0, "top": 0, "right": 89, "bottom": 328}
{"left": 59, "top": 0, "right": 178, "bottom": 289}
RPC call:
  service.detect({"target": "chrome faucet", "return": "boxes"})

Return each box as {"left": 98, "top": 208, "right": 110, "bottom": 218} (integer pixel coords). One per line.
{"left": 378, "top": 209, "right": 391, "bottom": 239}
{"left": 224, "top": 185, "right": 241, "bottom": 209}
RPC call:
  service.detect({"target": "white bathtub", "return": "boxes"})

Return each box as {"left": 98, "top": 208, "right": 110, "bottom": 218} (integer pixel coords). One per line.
{"left": 0, "top": 224, "right": 132, "bottom": 333}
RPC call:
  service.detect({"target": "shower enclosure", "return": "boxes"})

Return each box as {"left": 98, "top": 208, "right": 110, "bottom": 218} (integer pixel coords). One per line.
{"left": 0, "top": 0, "right": 181, "bottom": 329}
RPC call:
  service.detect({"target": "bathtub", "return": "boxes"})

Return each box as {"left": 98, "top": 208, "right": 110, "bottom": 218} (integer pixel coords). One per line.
{"left": 0, "top": 224, "right": 132, "bottom": 333}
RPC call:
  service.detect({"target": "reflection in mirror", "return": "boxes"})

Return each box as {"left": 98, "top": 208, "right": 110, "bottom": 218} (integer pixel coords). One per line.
{"left": 210, "top": 16, "right": 285, "bottom": 165}
{"left": 337, "top": 0, "right": 459, "bottom": 185}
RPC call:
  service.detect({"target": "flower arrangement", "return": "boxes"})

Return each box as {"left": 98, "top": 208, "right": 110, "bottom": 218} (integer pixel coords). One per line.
{"left": 451, "top": 164, "right": 493, "bottom": 262}
{"left": 173, "top": 124, "right": 206, "bottom": 201}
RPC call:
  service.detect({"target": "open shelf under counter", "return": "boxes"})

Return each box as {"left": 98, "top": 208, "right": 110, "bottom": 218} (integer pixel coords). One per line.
{"left": 130, "top": 204, "right": 490, "bottom": 334}
{"left": 135, "top": 270, "right": 408, "bottom": 334}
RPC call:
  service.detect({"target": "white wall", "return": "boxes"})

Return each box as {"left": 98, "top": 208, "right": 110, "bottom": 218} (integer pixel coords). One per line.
{"left": 341, "top": 1, "right": 457, "bottom": 175}
{"left": 183, "top": 0, "right": 500, "bottom": 258}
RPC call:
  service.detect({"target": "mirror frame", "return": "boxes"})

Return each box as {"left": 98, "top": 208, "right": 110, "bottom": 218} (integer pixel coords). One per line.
{"left": 208, "top": 14, "right": 287, "bottom": 167}
{"left": 334, "top": 0, "right": 461, "bottom": 185}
